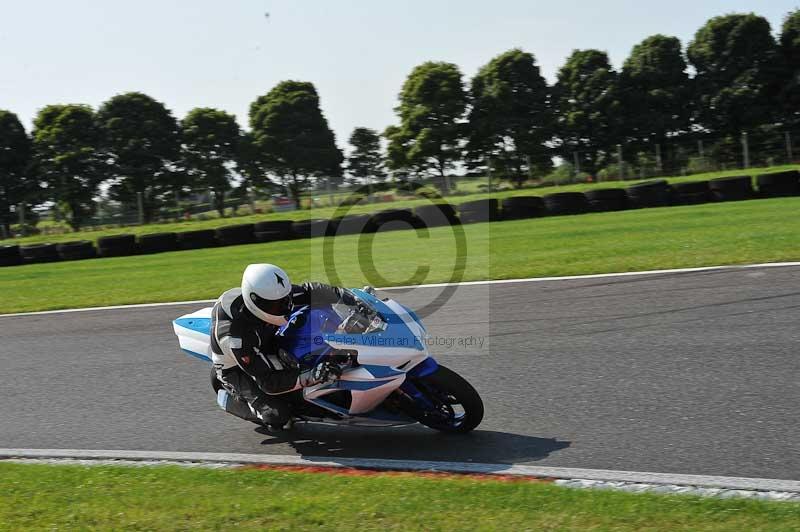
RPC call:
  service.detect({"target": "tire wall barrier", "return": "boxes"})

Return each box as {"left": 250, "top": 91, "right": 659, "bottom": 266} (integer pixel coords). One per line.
{"left": 671, "top": 181, "right": 711, "bottom": 206}
{"left": 501, "top": 196, "right": 546, "bottom": 220}
{"left": 20, "top": 243, "right": 60, "bottom": 264}
{"left": 177, "top": 229, "right": 217, "bottom": 250}
{"left": 332, "top": 214, "right": 374, "bottom": 236}
{"left": 97, "top": 235, "right": 137, "bottom": 257}
{"left": 254, "top": 220, "right": 294, "bottom": 243}
{"left": 757, "top": 171, "right": 800, "bottom": 198}
{"left": 370, "top": 209, "right": 423, "bottom": 232}
{"left": 57, "top": 240, "right": 97, "bottom": 261}
{"left": 709, "top": 176, "right": 754, "bottom": 202}
{"left": 458, "top": 199, "right": 499, "bottom": 224}
{"left": 0, "top": 245, "right": 22, "bottom": 267}
{"left": 414, "top": 204, "right": 459, "bottom": 227}
{"left": 2, "top": 172, "right": 799, "bottom": 268}
{"left": 215, "top": 224, "right": 255, "bottom": 246}
{"left": 625, "top": 180, "right": 672, "bottom": 208}
{"left": 584, "top": 189, "right": 628, "bottom": 212}
{"left": 138, "top": 233, "right": 178, "bottom": 255}
{"left": 543, "top": 192, "right": 589, "bottom": 215}
{"left": 292, "top": 219, "right": 335, "bottom": 239}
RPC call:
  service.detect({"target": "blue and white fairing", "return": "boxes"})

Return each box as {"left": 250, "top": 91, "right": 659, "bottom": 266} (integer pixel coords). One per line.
{"left": 172, "top": 289, "right": 439, "bottom": 426}
{"left": 172, "top": 307, "right": 213, "bottom": 363}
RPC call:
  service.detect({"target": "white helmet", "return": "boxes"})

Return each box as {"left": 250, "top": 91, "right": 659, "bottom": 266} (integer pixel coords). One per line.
{"left": 241, "top": 263, "right": 293, "bottom": 325}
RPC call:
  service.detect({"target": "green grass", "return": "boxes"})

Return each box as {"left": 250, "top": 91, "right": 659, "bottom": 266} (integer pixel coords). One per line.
{"left": 0, "top": 463, "right": 797, "bottom": 531}
{"left": 2, "top": 197, "right": 800, "bottom": 314}
{"left": 5, "top": 164, "right": 798, "bottom": 246}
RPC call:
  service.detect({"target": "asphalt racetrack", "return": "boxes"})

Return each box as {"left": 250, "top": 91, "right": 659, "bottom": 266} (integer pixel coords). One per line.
{"left": 1, "top": 265, "right": 798, "bottom": 480}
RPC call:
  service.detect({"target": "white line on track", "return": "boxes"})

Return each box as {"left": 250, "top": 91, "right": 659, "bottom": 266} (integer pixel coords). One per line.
{"left": 1, "top": 449, "right": 798, "bottom": 494}
{"left": 2, "top": 260, "right": 800, "bottom": 318}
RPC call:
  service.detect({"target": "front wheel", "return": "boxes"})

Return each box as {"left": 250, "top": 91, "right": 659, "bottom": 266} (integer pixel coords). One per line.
{"left": 410, "top": 365, "right": 484, "bottom": 433}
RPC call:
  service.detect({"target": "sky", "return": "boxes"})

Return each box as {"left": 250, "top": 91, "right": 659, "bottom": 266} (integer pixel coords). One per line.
{"left": 1, "top": 1, "right": 797, "bottom": 149}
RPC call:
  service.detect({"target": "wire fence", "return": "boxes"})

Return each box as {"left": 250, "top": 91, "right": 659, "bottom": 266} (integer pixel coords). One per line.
{"left": 568, "top": 129, "right": 799, "bottom": 183}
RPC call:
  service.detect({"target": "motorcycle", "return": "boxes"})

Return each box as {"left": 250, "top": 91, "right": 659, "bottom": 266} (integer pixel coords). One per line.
{"left": 172, "top": 288, "right": 484, "bottom": 433}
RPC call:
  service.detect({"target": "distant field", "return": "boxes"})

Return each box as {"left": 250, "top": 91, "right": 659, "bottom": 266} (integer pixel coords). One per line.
{"left": 2, "top": 196, "right": 799, "bottom": 314}
{"left": 3, "top": 164, "right": 797, "bottom": 247}
{"left": 0, "top": 463, "right": 797, "bottom": 531}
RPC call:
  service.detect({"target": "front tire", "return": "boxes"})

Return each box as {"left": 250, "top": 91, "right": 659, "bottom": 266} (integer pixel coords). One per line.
{"left": 411, "top": 365, "right": 484, "bottom": 433}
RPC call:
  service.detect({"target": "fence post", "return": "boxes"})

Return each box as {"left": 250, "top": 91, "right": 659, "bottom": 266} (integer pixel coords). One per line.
{"left": 741, "top": 132, "right": 750, "bottom": 169}
{"left": 617, "top": 144, "right": 625, "bottom": 179}
{"left": 137, "top": 191, "right": 144, "bottom": 225}
{"left": 572, "top": 152, "right": 580, "bottom": 177}
{"left": 655, "top": 143, "right": 663, "bottom": 174}
{"left": 524, "top": 154, "right": 532, "bottom": 183}
{"left": 786, "top": 131, "right": 794, "bottom": 163}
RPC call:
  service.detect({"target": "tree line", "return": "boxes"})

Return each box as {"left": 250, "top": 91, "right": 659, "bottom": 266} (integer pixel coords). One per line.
{"left": 0, "top": 10, "right": 798, "bottom": 233}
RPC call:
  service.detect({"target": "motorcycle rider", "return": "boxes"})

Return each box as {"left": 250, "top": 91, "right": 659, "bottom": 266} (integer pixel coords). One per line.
{"left": 211, "top": 263, "right": 360, "bottom": 429}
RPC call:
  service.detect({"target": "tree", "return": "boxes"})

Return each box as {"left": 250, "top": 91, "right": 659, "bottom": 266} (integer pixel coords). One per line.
{"left": 553, "top": 50, "right": 622, "bottom": 174}
{"left": 181, "top": 108, "right": 241, "bottom": 217}
{"left": 249, "top": 81, "right": 343, "bottom": 209}
{"left": 385, "top": 62, "right": 467, "bottom": 192}
{"left": 687, "top": 13, "right": 780, "bottom": 136}
{"left": 347, "top": 127, "right": 385, "bottom": 189}
{"left": 467, "top": 49, "right": 553, "bottom": 187}
{"left": 237, "top": 131, "right": 263, "bottom": 188}
{"left": 780, "top": 10, "right": 800, "bottom": 127}
{"left": 620, "top": 35, "right": 691, "bottom": 143}
{"left": 0, "top": 111, "right": 34, "bottom": 236}
{"left": 32, "top": 105, "right": 103, "bottom": 230}
{"left": 96, "top": 92, "right": 181, "bottom": 222}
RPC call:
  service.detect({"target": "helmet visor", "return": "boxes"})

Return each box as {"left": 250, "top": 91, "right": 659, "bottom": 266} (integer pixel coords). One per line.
{"left": 250, "top": 292, "right": 293, "bottom": 317}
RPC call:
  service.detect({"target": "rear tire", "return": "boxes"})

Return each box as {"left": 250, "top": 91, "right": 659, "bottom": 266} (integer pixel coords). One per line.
{"left": 411, "top": 365, "right": 484, "bottom": 433}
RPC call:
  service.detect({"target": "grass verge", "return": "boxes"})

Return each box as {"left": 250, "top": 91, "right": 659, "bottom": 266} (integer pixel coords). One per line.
{"left": 1, "top": 197, "right": 799, "bottom": 314}
{"left": 5, "top": 164, "right": 798, "bottom": 246}
{"left": 1, "top": 463, "right": 798, "bottom": 531}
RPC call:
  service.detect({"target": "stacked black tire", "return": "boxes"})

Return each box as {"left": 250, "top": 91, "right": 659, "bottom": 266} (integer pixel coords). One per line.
{"left": 543, "top": 192, "right": 589, "bottom": 215}
{"left": 331, "top": 214, "right": 373, "bottom": 235}
{"left": 370, "top": 209, "right": 422, "bottom": 232}
{"left": 138, "top": 233, "right": 178, "bottom": 254}
{"left": 584, "top": 189, "right": 628, "bottom": 212}
{"left": 215, "top": 224, "right": 255, "bottom": 246}
{"left": 292, "top": 219, "right": 333, "bottom": 238}
{"left": 757, "top": 171, "right": 800, "bottom": 198}
{"left": 97, "top": 235, "right": 137, "bottom": 257}
{"left": 56, "top": 240, "right": 96, "bottom": 261}
{"left": 671, "top": 181, "right": 711, "bottom": 205}
{"left": 177, "top": 229, "right": 217, "bottom": 250}
{"left": 501, "top": 196, "right": 546, "bottom": 220}
{"left": 254, "top": 220, "right": 294, "bottom": 242}
{"left": 626, "top": 180, "right": 672, "bottom": 208}
{"left": 414, "top": 204, "right": 459, "bottom": 227}
{"left": 0, "top": 245, "right": 22, "bottom": 267}
{"left": 709, "top": 176, "right": 754, "bottom": 202}
{"left": 458, "top": 199, "right": 499, "bottom": 224}
{"left": 20, "top": 244, "right": 60, "bottom": 264}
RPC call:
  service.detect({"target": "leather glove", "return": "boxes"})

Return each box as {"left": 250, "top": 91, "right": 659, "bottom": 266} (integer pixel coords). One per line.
{"left": 341, "top": 289, "right": 371, "bottom": 316}
{"left": 299, "top": 361, "right": 342, "bottom": 387}
{"left": 340, "top": 289, "right": 359, "bottom": 306}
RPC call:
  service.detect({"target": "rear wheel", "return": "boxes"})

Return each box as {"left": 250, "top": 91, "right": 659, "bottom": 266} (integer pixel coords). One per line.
{"left": 410, "top": 365, "right": 484, "bottom": 433}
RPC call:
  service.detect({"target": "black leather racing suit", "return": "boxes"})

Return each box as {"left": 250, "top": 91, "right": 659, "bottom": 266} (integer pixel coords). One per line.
{"left": 210, "top": 282, "right": 356, "bottom": 426}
